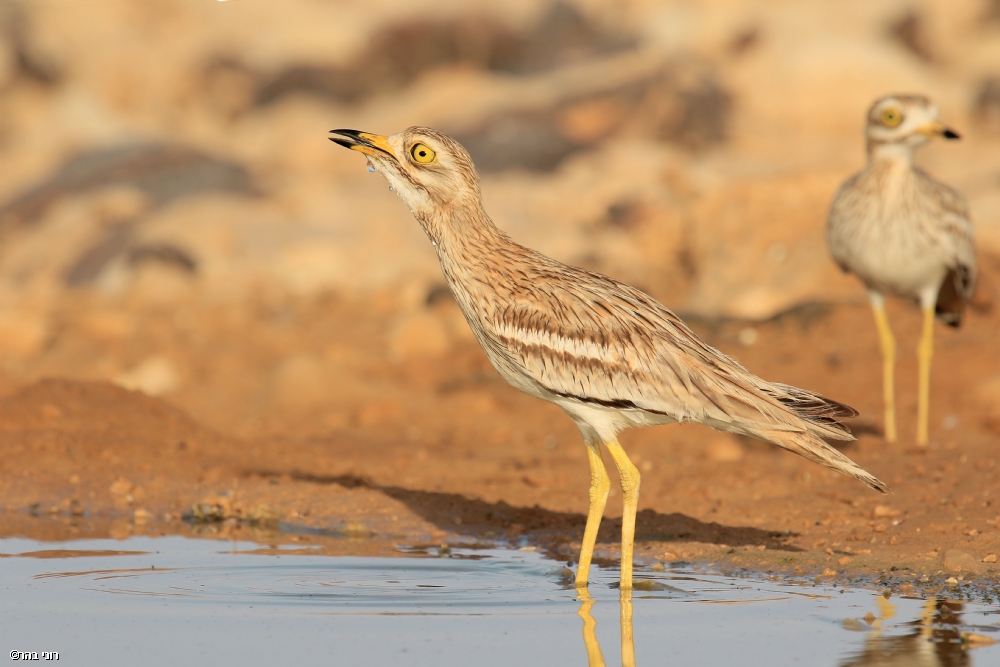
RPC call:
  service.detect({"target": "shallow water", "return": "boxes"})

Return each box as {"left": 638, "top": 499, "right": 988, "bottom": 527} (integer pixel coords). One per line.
{"left": 1, "top": 537, "right": 997, "bottom": 666}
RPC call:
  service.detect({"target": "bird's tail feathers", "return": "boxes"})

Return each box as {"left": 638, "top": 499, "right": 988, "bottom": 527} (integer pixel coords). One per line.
{"left": 770, "top": 383, "right": 857, "bottom": 441}
{"left": 751, "top": 426, "right": 888, "bottom": 494}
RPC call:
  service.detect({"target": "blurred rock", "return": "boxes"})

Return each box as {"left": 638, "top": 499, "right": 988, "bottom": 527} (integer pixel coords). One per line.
{"left": 334, "top": 521, "right": 374, "bottom": 538}
{"left": 973, "top": 76, "right": 1000, "bottom": 133}
{"left": 188, "top": 496, "right": 233, "bottom": 522}
{"left": 115, "top": 356, "right": 181, "bottom": 396}
{"left": 887, "top": 10, "right": 934, "bottom": 63}
{"left": 458, "top": 111, "right": 583, "bottom": 173}
{"left": 0, "top": 3, "right": 61, "bottom": 88}
{"left": 0, "top": 144, "right": 255, "bottom": 230}
{"left": 651, "top": 74, "right": 732, "bottom": 151}
{"left": 457, "top": 65, "right": 732, "bottom": 172}
{"left": 109, "top": 477, "right": 133, "bottom": 496}
{"left": 252, "top": 3, "right": 634, "bottom": 108}
{"left": 488, "top": 2, "right": 635, "bottom": 74}
{"left": 249, "top": 503, "right": 281, "bottom": 524}
{"left": 728, "top": 26, "right": 761, "bottom": 57}
{"left": 127, "top": 244, "right": 197, "bottom": 274}
{"left": 64, "top": 222, "right": 135, "bottom": 286}
{"left": 987, "top": 0, "right": 1000, "bottom": 23}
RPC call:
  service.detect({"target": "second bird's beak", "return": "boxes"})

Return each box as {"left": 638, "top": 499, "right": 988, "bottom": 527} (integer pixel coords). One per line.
{"left": 328, "top": 129, "right": 397, "bottom": 158}
{"left": 917, "top": 121, "right": 961, "bottom": 140}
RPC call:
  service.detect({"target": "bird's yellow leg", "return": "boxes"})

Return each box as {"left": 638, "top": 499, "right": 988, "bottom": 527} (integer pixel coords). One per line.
{"left": 576, "top": 588, "right": 606, "bottom": 667}
{"left": 620, "top": 588, "right": 636, "bottom": 667}
{"left": 917, "top": 305, "right": 934, "bottom": 446}
{"left": 918, "top": 598, "right": 937, "bottom": 640}
{"left": 873, "top": 594, "right": 897, "bottom": 631}
{"left": 605, "top": 439, "right": 640, "bottom": 591}
{"left": 575, "top": 439, "right": 610, "bottom": 588}
{"left": 870, "top": 298, "right": 897, "bottom": 443}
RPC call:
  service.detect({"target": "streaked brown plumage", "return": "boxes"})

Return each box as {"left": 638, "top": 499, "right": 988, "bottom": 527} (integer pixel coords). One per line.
{"left": 331, "top": 126, "right": 886, "bottom": 592}
{"left": 828, "top": 94, "right": 975, "bottom": 445}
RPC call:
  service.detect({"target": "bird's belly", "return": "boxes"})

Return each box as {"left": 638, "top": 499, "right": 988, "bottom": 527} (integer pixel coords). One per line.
{"left": 554, "top": 396, "right": 677, "bottom": 436}
{"left": 832, "top": 219, "right": 948, "bottom": 299}
{"left": 851, "top": 254, "right": 947, "bottom": 299}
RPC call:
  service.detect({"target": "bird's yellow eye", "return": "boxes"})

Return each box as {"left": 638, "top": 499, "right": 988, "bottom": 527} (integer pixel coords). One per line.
{"left": 880, "top": 108, "right": 903, "bottom": 127}
{"left": 410, "top": 143, "right": 435, "bottom": 164}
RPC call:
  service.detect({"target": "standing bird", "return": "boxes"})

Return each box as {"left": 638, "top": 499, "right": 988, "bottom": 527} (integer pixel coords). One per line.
{"left": 331, "top": 127, "right": 887, "bottom": 590}
{"left": 828, "top": 95, "right": 975, "bottom": 446}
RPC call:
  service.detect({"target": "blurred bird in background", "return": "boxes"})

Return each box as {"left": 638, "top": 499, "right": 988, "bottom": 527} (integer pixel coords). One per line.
{"left": 828, "top": 95, "right": 975, "bottom": 446}
{"left": 332, "top": 126, "right": 886, "bottom": 591}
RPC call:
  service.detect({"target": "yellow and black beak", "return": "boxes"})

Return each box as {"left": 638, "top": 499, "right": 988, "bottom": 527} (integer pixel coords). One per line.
{"left": 328, "top": 129, "right": 397, "bottom": 158}
{"left": 917, "top": 121, "right": 961, "bottom": 140}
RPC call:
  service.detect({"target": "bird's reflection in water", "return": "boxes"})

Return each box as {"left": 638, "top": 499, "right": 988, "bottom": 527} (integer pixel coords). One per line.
{"left": 841, "top": 596, "right": 986, "bottom": 667}
{"left": 577, "top": 586, "right": 992, "bottom": 667}
{"left": 577, "top": 587, "right": 636, "bottom": 667}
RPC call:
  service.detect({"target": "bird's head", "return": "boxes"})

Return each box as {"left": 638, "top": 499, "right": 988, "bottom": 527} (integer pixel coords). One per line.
{"left": 329, "top": 127, "right": 482, "bottom": 223}
{"left": 865, "top": 94, "right": 959, "bottom": 157}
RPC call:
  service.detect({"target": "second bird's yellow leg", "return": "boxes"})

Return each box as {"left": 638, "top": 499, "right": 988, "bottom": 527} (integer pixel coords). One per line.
{"left": 916, "top": 306, "right": 934, "bottom": 446}
{"left": 870, "top": 298, "right": 897, "bottom": 443}
{"left": 606, "top": 439, "right": 640, "bottom": 591}
{"left": 575, "top": 439, "right": 610, "bottom": 588}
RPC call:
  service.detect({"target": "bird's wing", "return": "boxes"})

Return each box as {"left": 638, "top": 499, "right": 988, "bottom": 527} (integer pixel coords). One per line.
{"left": 826, "top": 173, "right": 866, "bottom": 274}
{"left": 918, "top": 170, "right": 977, "bottom": 297}
{"left": 484, "top": 257, "right": 852, "bottom": 439}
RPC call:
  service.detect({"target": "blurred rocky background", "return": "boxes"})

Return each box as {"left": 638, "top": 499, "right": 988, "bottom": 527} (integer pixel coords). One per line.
{"left": 0, "top": 0, "right": 999, "bottom": 440}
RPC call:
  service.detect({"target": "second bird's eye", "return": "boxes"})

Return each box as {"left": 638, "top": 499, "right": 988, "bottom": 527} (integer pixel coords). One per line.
{"left": 410, "top": 143, "right": 435, "bottom": 164}
{"left": 880, "top": 108, "right": 903, "bottom": 127}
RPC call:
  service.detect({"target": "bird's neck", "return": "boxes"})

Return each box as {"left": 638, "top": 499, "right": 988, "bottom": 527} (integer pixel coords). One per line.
{"left": 415, "top": 201, "right": 509, "bottom": 261}
{"left": 866, "top": 141, "right": 915, "bottom": 169}
{"left": 415, "top": 201, "right": 518, "bottom": 300}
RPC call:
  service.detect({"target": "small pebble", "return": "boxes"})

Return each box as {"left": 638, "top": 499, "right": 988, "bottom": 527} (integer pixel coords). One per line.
{"left": 737, "top": 327, "right": 758, "bottom": 346}
{"left": 872, "top": 505, "right": 900, "bottom": 518}
{"left": 109, "top": 478, "right": 133, "bottom": 496}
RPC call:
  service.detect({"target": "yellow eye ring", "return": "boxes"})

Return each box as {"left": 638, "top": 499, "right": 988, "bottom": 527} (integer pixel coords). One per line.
{"left": 410, "top": 143, "right": 435, "bottom": 164}
{"left": 880, "top": 108, "right": 903, "bottom": 127}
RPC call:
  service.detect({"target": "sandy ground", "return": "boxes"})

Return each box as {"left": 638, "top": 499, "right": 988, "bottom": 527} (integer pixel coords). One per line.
{"left": 3, "top": 265, "right": 1000, "bottom": 596}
